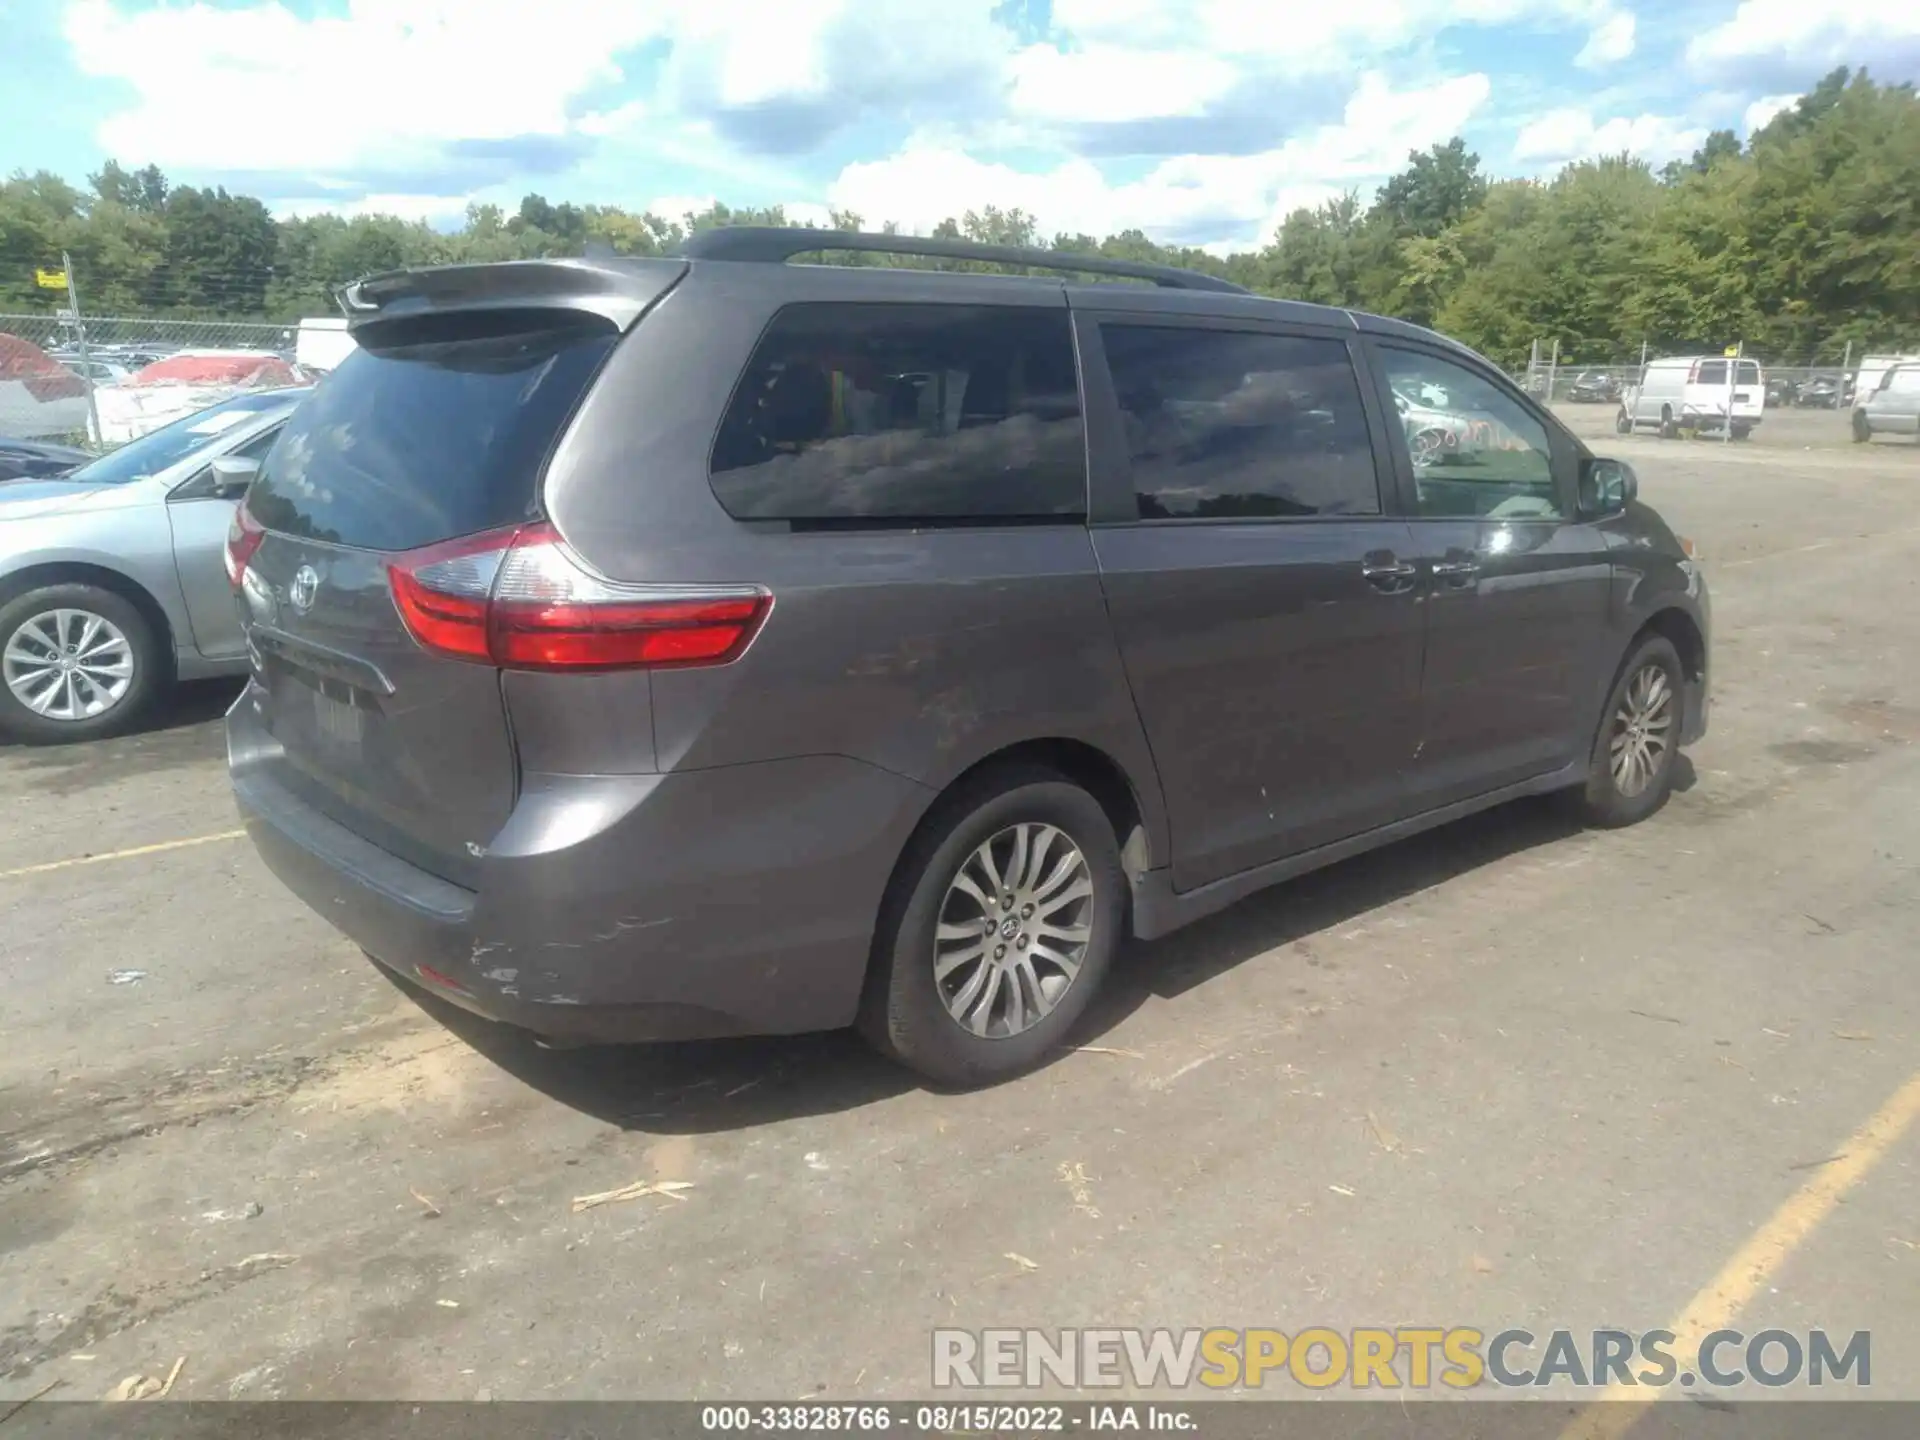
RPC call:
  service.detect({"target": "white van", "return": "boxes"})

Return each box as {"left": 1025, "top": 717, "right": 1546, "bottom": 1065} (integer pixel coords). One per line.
{"left": 1848, "top": 355, "right": 1920, "bottom": 407}
{"left": 1617, "top": 355, "right": 1765, "bottom": 439}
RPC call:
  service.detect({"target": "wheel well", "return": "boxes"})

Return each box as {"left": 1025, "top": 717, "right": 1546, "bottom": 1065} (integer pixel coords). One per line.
{"left": 941, "top": 738, "right": 1151, "bottom": 876}
{"left": 1638, "top": 607, "right": 1705, "bottom": 685}
{"left": 0, "top": 563, "right": 177, "bottom": 675}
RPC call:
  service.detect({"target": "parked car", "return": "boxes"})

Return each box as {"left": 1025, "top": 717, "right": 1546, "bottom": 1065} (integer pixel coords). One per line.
{"left": 1568, "top": 371, "right": 1621, "bottom": 403}
{"left": 0, "top": 436, "right": 92, "bottom": 482}
{"left": 226, "top": 228, "right": 1710, "bottom": 1086}
{"left": 1765, "top": 376, "right": 1800, "bottom": 407}
{"left": 1794, "top": 375, "right": 1843, "bottom": 408}
{"left": 1852, "top": 362, "right": 1920, "bottom": 442}
{"left": 1617, "top": 355, "right": 1763, "bottom": 439}
{"left": 93, "top": 349, "right": 307, "bottom": 444}
{"left": 0, "top": 333, "right": 90, "bottom": 441}
{"left": 0, "top": 389, "right": 303, "bottom": 743}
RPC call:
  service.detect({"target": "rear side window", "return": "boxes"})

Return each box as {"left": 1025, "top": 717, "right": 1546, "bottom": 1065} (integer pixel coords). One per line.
{"left": 1737, "top": 360, "right": 1761, "bottom": 385}
{"left": 1695, "top": 360, "right": 1727, "bottom": 385}
{"left": 1101, "top": 325, "right": 1382, "bottom": 520}
{"left": 247, "top": 317, "right": 615, "bottom": 551}
{"left": 709, "top": 304, "right": 1085, "bottom": 522}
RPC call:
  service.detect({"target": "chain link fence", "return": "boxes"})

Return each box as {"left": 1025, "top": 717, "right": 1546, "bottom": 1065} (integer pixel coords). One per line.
{"left": 1514, "top": 345, "right": 1869, "bottom": 410}
{"left": 1, "top": 313, "right": 306, "bottom": 447}
{"left": 0, "top": 312, "right": 293, "bottom": 360}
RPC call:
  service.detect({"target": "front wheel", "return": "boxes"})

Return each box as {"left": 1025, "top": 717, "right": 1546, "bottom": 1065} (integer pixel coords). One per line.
{"left": 1852, "top": 410, "right": 1872, "bottom": 443}
{"left": 860, "top": 768, "right": 1125, "bottom": 1087}
{"left": 1614, "top": 409, "right": 1633, "bottom": 435}
{"left": 1731, "top": 422, "right": 1752, "bottom": 441}
{"left": 1575, "top": 635, "right": 1685, "bottom": 828}
{"left": 1658, "top": 408, "right": 1680, "bottom": 440}
{"left": 0, "top": 583, "right": 165, "bottom": 744}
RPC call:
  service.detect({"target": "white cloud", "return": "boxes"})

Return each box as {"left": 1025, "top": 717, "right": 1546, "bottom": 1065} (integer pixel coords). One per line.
{"left": 1051, "top": 0, "right": 1618, "bottom": 72}
{"left": 65, "top": 0, "right": 674, "bottom": 173}
{"left": 1007, "top": 45, "right": 1239, "bottom": 124}
{"left": 1512, "top": 108, "right": 1709, "bottom": 165}
{"left": 1686, "top": 4, "right": 1920, "bottom": 80}
{"left": 829, "top": 72, "right": 1492, "bottom": 248}
{"left": 1574, "top": 13, "right": 1635, "bottom": 68}
{"left": 1742, "top": 93, "right": 1799, "bottom": 134}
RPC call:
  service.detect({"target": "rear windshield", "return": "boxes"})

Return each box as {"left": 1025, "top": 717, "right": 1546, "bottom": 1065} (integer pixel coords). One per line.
{"left": 247, "top": 317, "right": 614, "bottom": 551}
{"left": 1694, "top": 360, "right": 1760, "bottom": 386}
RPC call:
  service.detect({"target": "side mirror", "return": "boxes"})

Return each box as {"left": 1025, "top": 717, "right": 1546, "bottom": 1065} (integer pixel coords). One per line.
{"left": 208, "top": 455, "right": 261, "bottom": 497}
{"left": 1580, "top": 456, "right": 1637, "bottom": 517}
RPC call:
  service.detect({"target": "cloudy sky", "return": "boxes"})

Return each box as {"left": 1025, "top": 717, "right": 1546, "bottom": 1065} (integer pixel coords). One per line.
{"left": 5, "top": 1, "right": 1917, "bottom": 250}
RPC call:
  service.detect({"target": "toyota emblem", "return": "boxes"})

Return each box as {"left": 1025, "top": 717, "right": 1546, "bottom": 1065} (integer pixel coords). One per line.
{"left": 289, "top": 564, "right": 320, "bottom": 614}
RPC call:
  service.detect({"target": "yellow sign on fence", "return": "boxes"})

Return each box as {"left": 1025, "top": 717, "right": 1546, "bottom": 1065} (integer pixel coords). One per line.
{"left": 34, "top": 267, "right": 68, "bottom": 290}
{"left": 1723, "top": 344, "right": 1741, "bottom": 357}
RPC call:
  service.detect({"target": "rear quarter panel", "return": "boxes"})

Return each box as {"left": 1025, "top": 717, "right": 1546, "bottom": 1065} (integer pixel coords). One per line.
{"left": 538, "top": 266, "right": 1171, "bottom": 859}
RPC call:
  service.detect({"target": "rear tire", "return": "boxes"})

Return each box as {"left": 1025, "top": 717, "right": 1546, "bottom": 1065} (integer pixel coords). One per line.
{"left": 0, "top": 583, "right": 166, "bottom": 745}
{"left": 1658, "top": 407, "right": 1679, "bottom": 440}
{"left": 1574, "top": 635, "right": 1685, "bottom": 829}
{"left": 1614, "top": 409, "right": 1632, "bottom": 435}
{"left": 1852, "top": 410, "right": 1872, "bottom": 443}
{"left": 859, "top": 767, "right": 1125, "bottom": 1088}
{"left": 1731, "top": 422, "right": 1752, "bottom": 441}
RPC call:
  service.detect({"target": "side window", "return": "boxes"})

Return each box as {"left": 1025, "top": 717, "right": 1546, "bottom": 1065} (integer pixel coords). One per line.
{"left": 1377, "top": 348, "right": 1564, "bottom": 520}
{"left": 1099, "top": 325, "right": 1382, "bottom": 520}
{"left": 1886, "top": 367, "right": 1918, "bottom": 393}
{"left": 1695, "top": 360, "right": 1728, "bottom": 386}
{"left": 709, "top": 304, "right": 1085, "bottom": 523}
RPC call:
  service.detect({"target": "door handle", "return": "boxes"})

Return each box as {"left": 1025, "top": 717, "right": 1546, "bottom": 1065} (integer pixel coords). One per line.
{"left": 1361, "top": 552, "right": 1418, "bottom": 594}
{"left": 1430, "top": 555, "right": 1480, "bottom": 588}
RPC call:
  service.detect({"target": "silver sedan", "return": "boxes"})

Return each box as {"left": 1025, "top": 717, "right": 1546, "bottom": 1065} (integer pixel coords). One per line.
{"left": 0, "top": 389, "right": 303, "bottom": 743}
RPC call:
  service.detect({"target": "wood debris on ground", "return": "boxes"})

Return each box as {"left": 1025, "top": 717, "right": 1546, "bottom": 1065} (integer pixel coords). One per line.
{"left": 1364, "top": 1111, "right": 1400, "bottom": 1152}
{"left": 410, "top": 1187, "right": 442, "bottom": 1217}
{"left": 571, "top": 1179, "right": 695, "bottom": 1213}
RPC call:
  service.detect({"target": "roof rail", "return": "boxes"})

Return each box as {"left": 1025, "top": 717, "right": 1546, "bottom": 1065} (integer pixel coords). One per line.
{"left": 675, "top": 227, "right": 1250, "bottom": 294}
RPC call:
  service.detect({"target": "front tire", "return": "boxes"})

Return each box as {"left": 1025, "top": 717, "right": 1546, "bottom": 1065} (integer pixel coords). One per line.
{"left": 1614, "top": 408, "right": 1633, "bottom": 435}
{"left": 1852, "top": 410, "right": 1872, "bottom": 443}
{"left": 860, "top": 767, "right": 1125, "bottom": 1087}
{"left": 1575, "top": 635, "right": 1685, "bottom": 828}
{"left": 0, "top": 583, "right": 165, "bottom": 745}
{"left": 1658, "top": 407, "right": 1680, "bottom": 440}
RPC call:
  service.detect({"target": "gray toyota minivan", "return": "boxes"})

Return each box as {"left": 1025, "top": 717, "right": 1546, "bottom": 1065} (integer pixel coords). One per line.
{"left": 227, "top": 228, "right": 1709, "bottom": 1086}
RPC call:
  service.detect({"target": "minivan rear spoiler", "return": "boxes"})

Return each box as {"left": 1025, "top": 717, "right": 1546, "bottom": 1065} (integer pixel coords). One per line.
{"left": 337, "top": 257, "right": 688, "bottom": 336}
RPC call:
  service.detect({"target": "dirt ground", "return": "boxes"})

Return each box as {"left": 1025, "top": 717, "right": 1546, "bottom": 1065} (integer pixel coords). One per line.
{"left": 3, "top": 414, "right": 1918, "bottom": 1409}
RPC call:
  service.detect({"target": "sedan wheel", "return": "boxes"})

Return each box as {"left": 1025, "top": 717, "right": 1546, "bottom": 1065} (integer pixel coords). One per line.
{"left": 0, "top": 582, "right": 163, "bottom": 745}
{"left": 4, "top": 608, "right": 137, "bottom": 721}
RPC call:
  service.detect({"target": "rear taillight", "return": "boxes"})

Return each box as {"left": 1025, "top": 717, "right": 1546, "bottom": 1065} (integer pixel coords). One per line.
{"left": 225, "top": 504, "right": 265, "bottom": 587}
{"left": 386, "top": 523, "right": 770, "bottom": 672}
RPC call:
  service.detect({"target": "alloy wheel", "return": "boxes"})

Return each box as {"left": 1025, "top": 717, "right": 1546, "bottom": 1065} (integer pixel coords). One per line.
{"left": 1608, "top": 662, "right": 1674, "bottom": 799}
{"left": 2, "top": 608, "right": 137, "bottom": 722}
{"left": 933, "top": 822, "right": 1094, "bottom": 1039}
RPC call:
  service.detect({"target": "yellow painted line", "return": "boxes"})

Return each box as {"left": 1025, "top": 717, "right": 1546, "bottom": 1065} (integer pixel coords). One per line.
{"left": 0, "top": 829, "right": 245, "bottom": 882}
{"left": 1558, "top": 1068, "right": 1920, "bottom": 1440}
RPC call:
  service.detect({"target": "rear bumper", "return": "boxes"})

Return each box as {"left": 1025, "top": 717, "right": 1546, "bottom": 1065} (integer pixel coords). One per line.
{"left": 230, "top": 691, "right": 933, "bottom": 1043}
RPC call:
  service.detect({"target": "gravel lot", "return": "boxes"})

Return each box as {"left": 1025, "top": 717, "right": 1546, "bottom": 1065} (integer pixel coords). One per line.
{"left": 3, "top": 407, "right": 1917, "bottom": 1408}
